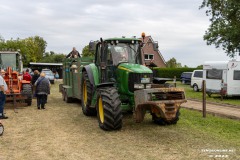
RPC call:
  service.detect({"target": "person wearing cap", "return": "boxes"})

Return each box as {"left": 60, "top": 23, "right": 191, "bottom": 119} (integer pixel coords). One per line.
{"left": 0, "top": 71, "right": 8, "bottom": 119}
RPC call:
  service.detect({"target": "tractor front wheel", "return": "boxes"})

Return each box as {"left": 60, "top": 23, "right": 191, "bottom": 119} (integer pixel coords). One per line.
{"left": 22, "top": 84, "right": 32, "bottom": 106}
{"left": 96, "top": 87, "right": 122, "bottom": 131}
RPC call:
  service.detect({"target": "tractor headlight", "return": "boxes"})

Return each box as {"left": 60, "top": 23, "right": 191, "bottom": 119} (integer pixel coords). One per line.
{"left": 134, "top": 84, "right": 144, "bottom": 89}
{"left": 146, "top": 84, "right": 151, "bottom": 89}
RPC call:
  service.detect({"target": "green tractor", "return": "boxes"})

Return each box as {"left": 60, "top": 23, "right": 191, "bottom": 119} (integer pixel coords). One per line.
{"left": 61, "top": 34, "right": 186, "bottom": 131}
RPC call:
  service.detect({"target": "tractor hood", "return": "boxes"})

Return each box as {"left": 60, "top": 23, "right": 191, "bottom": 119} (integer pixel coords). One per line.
{"left": 117, "top": 63, "right": 152, "bottom": 73}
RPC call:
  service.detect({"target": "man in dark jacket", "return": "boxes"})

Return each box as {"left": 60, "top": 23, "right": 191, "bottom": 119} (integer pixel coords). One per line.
{"left": 31, "top": 70, "right": 40, "bottom": 85}
{"left": 66, "top": 47, "right": 81, "bottom": 58}
{"left": 34, "top": 72, "right": 50, "bottom": 109}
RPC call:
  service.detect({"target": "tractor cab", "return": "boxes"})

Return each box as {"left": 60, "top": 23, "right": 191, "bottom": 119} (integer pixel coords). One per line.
{"left": 105, "top": 40, "right": 142, "bottom": 66}
{"left": 90, "top": 38, "right": 143, "bottom": 67}
{"left": 0, "top": 50, "right": 23, "bottom": 72}
{"left": 90, "top": 37, "right": 150, "bottom": 87}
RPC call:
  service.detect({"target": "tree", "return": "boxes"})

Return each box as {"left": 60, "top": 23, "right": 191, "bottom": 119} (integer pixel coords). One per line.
{"left": 166, "top": 58, "right": 182, "bottom": 68}
{"left": 82, "top": 45, "right": 94, "bottom": 57}
{"left": 40, "top": 52, "right": 65, "bottom": 63}
{"left": 0, "top": 36, "right": 47, "bottom": 65}
{"left": 200, "top": 0, "right": 240, "bottom": 58}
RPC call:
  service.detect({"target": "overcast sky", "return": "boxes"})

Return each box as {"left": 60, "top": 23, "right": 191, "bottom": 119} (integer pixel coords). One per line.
{"left": 0, "top": 0, "right": 232, "bottom": 67}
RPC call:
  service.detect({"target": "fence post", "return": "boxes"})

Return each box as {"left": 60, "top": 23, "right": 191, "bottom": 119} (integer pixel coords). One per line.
{"left": 202, "top": 80, "right": 206, "bottom": 118}
{"left": 174, "top": 76, "right": 176, "bottom": 87}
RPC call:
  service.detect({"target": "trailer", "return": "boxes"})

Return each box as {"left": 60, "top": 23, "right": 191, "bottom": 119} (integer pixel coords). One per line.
{"left": 203, "top": 60, "right": 240, "bottom": 96}
{"left": 59, "top": 57, "right": 94, "bottom": 102}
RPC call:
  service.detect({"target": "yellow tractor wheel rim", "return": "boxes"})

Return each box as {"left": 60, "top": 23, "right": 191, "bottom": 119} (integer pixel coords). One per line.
{"left": 83, "top": 81, "right": 87, "bottom": 105}
{"left": 98, "top": 96, "right": 104, "bottom": 123}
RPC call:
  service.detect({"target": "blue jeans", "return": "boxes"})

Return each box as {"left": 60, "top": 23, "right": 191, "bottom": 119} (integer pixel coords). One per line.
{"left": 0, "top": 91, "right": 6, "bottom": 115}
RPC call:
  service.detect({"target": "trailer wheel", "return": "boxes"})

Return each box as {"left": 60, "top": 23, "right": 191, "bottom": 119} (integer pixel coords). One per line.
{"left": 207, "top": 92, "right": 212, "bottom": 97}
{"left": 96, "top": 87, "right": 122, "bottom": 131}
{"left": 152, "top": 110, "right": 180, "bottom": 125}
{"left": 22, "top": 84, "right": 32, "bottom": 106}
{"left": 64, "top": 89, "right": 72, "bottom": 103}
{"left": 62, "top": 89, "right": 65, "bottom": 101}
{"left": 81, "top": 72, "right": 96, "bottom": 116}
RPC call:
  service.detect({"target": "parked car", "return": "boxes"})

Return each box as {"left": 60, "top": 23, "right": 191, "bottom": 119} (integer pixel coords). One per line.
{"left": 180, "top": 72, "right": 192, "bottom": 84}
{"left": 41, "top": 69, "right": 55, "bottom": 84}
{"left": 191, "top": 70, "right": 203, "bottom": 92}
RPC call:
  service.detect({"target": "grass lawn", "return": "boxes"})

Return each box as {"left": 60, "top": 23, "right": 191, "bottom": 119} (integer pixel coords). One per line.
{"left": 176, "top": 82, "right": 240, "bottom": 106}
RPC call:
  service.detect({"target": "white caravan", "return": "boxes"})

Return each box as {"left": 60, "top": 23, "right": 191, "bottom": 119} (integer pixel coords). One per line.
{"left": 203, "top": 60, "right": 240, "bottom": 96}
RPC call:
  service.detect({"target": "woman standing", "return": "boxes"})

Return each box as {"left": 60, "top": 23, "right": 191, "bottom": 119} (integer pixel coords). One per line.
{"left": 31, "top": 70, "right": 40, "bottom": 97}
{"left": 34, "top": 72, "right": 50, "bottom": 110}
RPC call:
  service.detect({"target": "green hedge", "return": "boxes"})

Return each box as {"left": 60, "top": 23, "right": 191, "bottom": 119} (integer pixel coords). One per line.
{"left": 153, "top": 68, "right": 198, "bottom": 79}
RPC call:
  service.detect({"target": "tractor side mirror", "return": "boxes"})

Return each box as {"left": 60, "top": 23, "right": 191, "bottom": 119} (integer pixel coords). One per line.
{"left": 153, "top": 42, "right": 159, "bottom": 51}
{"left": 89, "top": 41, "right": 96, "bottom": 51}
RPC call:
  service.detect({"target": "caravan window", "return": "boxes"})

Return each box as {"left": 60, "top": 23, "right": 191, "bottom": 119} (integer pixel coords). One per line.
{"left": 233, "top": 70, "right": 240, "bottom": 80}
{"left": 206, "top": 70, "right": 222, "bottom": 79}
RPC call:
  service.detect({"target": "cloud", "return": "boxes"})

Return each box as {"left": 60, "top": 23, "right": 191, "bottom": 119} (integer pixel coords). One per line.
{"left": 0, "top": 0, "right": 232, "bottom": 67}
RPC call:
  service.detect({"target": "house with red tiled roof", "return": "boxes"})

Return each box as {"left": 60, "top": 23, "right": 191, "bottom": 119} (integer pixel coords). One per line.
{"left": 141, "top": 36, "right": 166, "bottom": 68}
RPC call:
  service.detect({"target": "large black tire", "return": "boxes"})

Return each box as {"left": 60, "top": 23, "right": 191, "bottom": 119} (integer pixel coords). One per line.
{"left": 96, "top": 87, "right": 122, "bottom": 131}
{"left": 152, "top": 110, "right": 180, "bottom": 125}
{"left": 22, "top": 84, "right": 33, "bottom": 106}
{"left": 81, "top": 72, "right": 96, "bottom": 116}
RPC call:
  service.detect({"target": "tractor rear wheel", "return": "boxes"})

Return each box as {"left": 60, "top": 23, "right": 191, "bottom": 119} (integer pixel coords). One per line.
{"left": 81, "top": 72, "right": 96, "bottom": 116}
{"left": 152, "top": 110, "right": 180, "bottom": 125}
{"left": 22, "top": 84, "right": 32, "bottom": 106}
{"left": 96, "top": 87, "right": 122, "bottom": 131}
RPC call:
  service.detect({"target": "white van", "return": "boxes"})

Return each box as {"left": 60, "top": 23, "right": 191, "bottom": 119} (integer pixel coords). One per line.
{"left": 191, "top": 70, "right": 203, "bottom": 92}
{"left": 203, "top": 60, "right": 240, "bottom": 96}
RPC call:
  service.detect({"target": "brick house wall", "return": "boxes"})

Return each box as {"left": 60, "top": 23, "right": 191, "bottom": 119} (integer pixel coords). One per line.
{"left": 142, "top": 36, "right": 166, "bottom": 68}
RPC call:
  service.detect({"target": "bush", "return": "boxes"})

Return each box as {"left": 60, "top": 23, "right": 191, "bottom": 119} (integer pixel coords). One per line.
{"left": 153, "top": 68, "right": 198, "bottom": 79}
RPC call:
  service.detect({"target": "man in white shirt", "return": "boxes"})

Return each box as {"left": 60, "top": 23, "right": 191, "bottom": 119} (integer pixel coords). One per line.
{"left": 0, "top": 71, "right": 8, "bottom": 119}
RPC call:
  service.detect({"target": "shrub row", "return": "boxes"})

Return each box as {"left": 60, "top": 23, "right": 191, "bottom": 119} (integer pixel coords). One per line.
{"left": 153, "top": 68, "right": 198, "bottom": 79}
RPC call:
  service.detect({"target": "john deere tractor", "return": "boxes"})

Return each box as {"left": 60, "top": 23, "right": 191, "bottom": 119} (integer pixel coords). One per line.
{"left": 60, "top": 34, "right": 186, "bottom": 131}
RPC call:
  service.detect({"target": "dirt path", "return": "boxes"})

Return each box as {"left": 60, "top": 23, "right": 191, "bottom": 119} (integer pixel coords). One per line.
{"left": 182, "top": 100, "right": 240, "bottom": 120}
{"left": 0, "top": 82, "right": 239, "bottom": 160}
